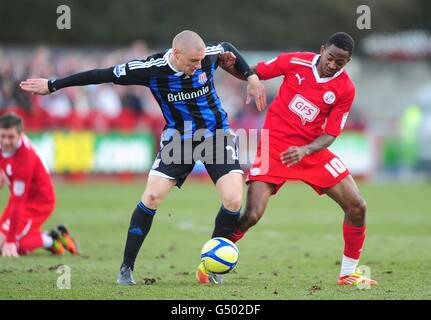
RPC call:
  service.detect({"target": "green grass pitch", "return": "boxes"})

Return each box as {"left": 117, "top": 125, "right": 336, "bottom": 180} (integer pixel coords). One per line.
{"left": 1, "top": 180, "right": 430, "bottom": 299}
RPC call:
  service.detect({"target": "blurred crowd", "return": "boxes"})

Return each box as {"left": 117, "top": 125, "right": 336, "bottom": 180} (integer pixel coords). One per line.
{"left": 0, "top": 42, "right": 267, "bottom": 133}
{"left": 3, "top": 40, "right": 430, "bottom": 180}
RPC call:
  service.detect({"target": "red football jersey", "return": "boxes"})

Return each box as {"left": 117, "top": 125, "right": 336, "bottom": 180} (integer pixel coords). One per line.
{"left": 256, "top": 52, "right": 355, "bottom": 149}
{"left": 0, "top": 135, "right": 55, "bottom": 241}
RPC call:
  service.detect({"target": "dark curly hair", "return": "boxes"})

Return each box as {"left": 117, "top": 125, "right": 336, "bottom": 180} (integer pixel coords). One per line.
{"left": 326, "top": 32, "right": 355, "bottom": 57}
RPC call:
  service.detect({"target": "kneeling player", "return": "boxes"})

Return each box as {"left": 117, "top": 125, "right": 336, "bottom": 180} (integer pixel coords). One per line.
{"left": 0, "top": 113, "right": 79, "bottom": 257}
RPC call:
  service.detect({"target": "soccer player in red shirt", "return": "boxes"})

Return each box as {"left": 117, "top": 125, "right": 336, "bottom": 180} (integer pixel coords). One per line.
{"left": 0, "top": 113, "right": 79, "bottom": 257}
{"left": 227, "top": 32, "right": 377, "bottom": 286}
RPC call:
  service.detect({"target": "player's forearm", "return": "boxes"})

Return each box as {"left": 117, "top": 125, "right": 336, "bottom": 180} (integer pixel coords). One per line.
{"left": 223, "top": 65, "right": 257, "bottom": 81}
{"left": 48, "top": 67, "right": 115, "bottom": 92}
{"left": 0, "top": 232, "right": 5, "bottom": 248}
{"left": 221, "top": 42, "right": 256, "bottom": 79}
{"left": 0, "top": 172, "right": 5, "bottom": 189}
{"left": 303, "top": 133, "right": 336, "bottom": 156}
{"left": 5, "top": 203, "right": 22, "bottom": 243}
{"left": 222, "top": 65, "right": 246, "bottom": 80}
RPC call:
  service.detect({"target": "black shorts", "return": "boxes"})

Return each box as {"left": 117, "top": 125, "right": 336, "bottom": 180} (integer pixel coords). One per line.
{"left": 149, "top": 130, "right": 243, "bottom": 188}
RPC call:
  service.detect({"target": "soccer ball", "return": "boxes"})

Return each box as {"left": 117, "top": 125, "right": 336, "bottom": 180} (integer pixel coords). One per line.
{"left": 200, "top": 237, "right": 239, "bottom": 274}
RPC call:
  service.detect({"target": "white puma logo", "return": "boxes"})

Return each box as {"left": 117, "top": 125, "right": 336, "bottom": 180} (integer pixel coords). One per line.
{"left": 295, "top": 73, "right": 305, "bottom": 85}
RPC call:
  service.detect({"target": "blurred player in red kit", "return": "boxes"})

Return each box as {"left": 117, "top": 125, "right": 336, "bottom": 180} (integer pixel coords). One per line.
{"left": 0, "top": 113, "right": 79, "bottom": 257}
{"left": 225, "top": 32, "right": 377, "bottom": 286}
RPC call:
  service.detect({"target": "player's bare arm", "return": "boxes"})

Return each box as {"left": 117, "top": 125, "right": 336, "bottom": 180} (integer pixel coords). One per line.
{"left": 219, "top": 59, "right": 267, "bottom": 110}
{"left": 0, "top": 169, "right": 5, "bottom": 189}
{"left": 246, "top": 74, "right": 266, "bottom": 111}
{"left": 222, "top": 65, "right": 266, "bottom": 111}
{"left": 0, "top": 232, "right": 4, "bottom": 251}
{"left": 280, "top": 133, "right": 336, "bottom": 167}
{"left": 219, "top": 42, "right": 267, "bottom": 111}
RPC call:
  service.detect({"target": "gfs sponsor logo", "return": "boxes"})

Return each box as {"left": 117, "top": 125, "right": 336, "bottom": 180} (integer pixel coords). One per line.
{"left": 288, "top": 94, "right": 320, "bottom": 125}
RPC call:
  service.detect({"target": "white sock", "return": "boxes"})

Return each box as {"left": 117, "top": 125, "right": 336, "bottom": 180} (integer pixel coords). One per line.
{"left": 339, "top": 255, "right": 359, "bottom": 277}
{"left": 42, "top": 232, "right": 53, "bottom": 248}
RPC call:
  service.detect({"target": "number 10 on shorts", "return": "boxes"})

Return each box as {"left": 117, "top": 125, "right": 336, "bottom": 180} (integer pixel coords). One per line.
{"left": 324, "top": 158, "right": 347, "bottom": 178}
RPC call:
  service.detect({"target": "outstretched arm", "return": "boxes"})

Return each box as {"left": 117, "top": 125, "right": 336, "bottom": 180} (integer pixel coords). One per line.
{"left": 20, "top": 63, "right": 148, "bottom": 95}
{"left": 20, "top": 67, "right": 117, "bottom": 95}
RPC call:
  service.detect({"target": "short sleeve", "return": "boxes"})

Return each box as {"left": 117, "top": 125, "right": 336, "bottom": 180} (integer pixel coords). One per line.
{"left": 325, "top": 87, "right": 356, "bottom": 136}
{"left": 256, "top": 53, "right": 293, "bottom": 80}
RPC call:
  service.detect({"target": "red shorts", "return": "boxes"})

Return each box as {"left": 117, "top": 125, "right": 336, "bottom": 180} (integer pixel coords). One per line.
{"left": 247, "top": 144, "right": 350, "bottom": 195}
{"left": 0, "top": 202, "right": 54, "bottom": 241}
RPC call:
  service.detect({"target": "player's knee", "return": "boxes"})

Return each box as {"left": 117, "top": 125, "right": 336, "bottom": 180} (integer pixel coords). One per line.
{"left": 222, "top": 195, "right": 242, "bottom": 212}
{"left": 243, "top": 205, "right": 264, "bottom": 228}
{"left": 244, "top": 211, "right": 261, "bottom": 228}
{"left": 249, "top": 213, "right": 260, "bottom": 227}
{"left": 356, "top": 198, "right": 367, "bottom": 216}
{"left": 142, "top": 191, "right": 164, "bottom": 209}
{"left": 347, "top": 198, "right": 367, "bottom": 220}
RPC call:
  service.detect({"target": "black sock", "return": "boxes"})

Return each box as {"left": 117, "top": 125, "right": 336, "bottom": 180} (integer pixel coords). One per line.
{"left": 211, "top": 205, "right": 241, "bottom": 238}
{"left": 122, "top": 201, "right": 156, "bottom": 270}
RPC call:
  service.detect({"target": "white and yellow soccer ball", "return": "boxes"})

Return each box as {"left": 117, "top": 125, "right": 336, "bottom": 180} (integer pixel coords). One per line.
{"left": 200, "top": 237, "right": 239, "bottom": 274}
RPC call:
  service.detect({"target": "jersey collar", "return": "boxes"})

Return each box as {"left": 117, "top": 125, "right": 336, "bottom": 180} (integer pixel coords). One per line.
{"left": 165, "top": 49, "right": 184, "bottom": 76}
{"left": 312, "top": 54, "right": 344, "bottom": 83}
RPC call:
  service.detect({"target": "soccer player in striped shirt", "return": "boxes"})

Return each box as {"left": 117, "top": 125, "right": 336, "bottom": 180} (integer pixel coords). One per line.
{"left": 20, "top": 30, "right": 266, "bottom": 285}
